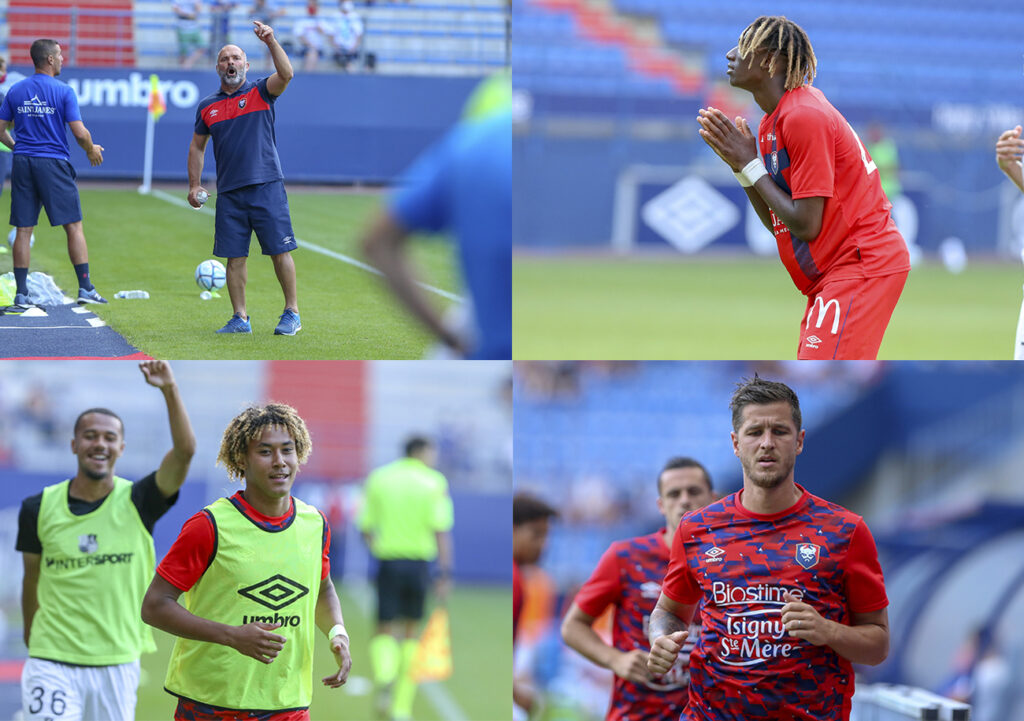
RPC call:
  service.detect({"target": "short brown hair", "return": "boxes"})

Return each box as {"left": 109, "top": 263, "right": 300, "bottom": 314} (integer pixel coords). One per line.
{"left": 217, "top": 403, "right": 312, "bottom": 480}
{"left": 657, "top": 456, "right": 713, "bottom": 494}
{"left": 513, "top": 493, "right": 558, "bottom": 527}
{"left": 30, "top": 39, "right": 60, "bottom": 69}
{"left": 729, "top": 375, "right": 802, "bottom": 431}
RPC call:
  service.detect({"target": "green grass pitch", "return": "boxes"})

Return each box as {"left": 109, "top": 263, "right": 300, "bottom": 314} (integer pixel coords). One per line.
{"left": 135, "top": 584, "right": 510, "bottom": 721}
{"left": 0, "top": 186, "right": 458, "bottom": 358}
{"left": 513, "top": 254, "right": 1023, "bottom": 359}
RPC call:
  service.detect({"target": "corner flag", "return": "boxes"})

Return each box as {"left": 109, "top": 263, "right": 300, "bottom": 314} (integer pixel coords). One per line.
{"left": 409, "top": 608, "right": 452, "bottom": 682}
{"left": 148, "top": 74, "right": 165, "bottom": 121}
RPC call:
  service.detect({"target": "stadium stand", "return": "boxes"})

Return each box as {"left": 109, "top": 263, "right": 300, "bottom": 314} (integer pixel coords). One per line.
{"left": 0, "top": 0, "right": 508, "bottom": 75}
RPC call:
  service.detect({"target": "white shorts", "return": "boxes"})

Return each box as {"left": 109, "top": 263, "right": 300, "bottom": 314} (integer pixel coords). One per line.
{"left": 21, "top": 657, "right": 140, "bottom": 721}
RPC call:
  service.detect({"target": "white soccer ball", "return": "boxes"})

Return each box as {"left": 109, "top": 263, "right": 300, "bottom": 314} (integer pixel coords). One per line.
{"left": 7, "top": 228, "right": 35, "bottom": 247}
{"left": 195, "top": 259, "right": 227, "bottom": 291}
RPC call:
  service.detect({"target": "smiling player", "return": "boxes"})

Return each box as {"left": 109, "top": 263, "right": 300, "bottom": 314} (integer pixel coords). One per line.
{"left": 647, "top": 376, "right": 889, "bottom": 720}
{"left": 141, "top": 403, "right": 352, "bottom": 721}
{"left": 697, "top": 16, "right": 909, "bottom": 360}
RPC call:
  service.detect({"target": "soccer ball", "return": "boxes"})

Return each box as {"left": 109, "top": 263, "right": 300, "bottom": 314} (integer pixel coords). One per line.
{"left": 7, "top": 228, "right": 35, "bottom": 247}
{"left": 195, "top": 259, "right": 226, "bottom": 291}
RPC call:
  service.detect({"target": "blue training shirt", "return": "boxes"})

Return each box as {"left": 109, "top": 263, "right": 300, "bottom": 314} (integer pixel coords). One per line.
{"left": 0, "top": 74, "right": 82, "bottom": 160}
{"left": 195, "top": 77, "right": 283, "bottom": 193}
{"left": 390, "top": 111, "right": 512, "bottom": 360}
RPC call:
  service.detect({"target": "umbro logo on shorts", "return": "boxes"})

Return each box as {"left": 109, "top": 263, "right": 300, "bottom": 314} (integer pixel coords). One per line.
{"left": 238, "top": 574, "right": 309, "bottom": 611}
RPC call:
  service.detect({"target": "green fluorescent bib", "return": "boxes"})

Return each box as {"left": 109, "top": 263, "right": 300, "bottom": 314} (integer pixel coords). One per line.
{"left": 165, "top": 496, "right": 323, "bottom": 710}
{"left": 33, "top": 477, "right": 157, "bottom": 665}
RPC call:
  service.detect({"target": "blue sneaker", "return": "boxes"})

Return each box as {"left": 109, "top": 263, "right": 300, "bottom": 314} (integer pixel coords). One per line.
{"left": 274, "top": 308, "right": 301, "bottom": 336}
{"left": 217, "top": 313, "right": 252, "bottom": 334}
{"left": 77, "top": 287, "right": 108, "bottom": 305}
{"left": 13, "top": 292, "right": 33, "bottom": 308}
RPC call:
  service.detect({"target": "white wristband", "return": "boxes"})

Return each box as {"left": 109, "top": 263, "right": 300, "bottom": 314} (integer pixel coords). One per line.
{"left": 733, "top": 170, "right": 752, "bottom": 187}
{"left": 740, "top": 158, "right": 768, "bottom": 186}
{"left": 327, "top": 624, "right": 349, "bottom": 643}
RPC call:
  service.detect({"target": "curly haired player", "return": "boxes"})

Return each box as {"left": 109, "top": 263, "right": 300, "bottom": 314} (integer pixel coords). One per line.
{"left": 697, "top": 16, "right": 910, "bottom": 360}
{"left": 142, "top": 403, "right": 352, "bottom": 721}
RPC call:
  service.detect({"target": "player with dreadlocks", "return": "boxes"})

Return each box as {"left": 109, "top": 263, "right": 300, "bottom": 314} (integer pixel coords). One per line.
{"left": 697, "top": 16, "right": 910, "bottom": 360}
{"left": 142, "top": 403, "right": 353, "bottom": 721}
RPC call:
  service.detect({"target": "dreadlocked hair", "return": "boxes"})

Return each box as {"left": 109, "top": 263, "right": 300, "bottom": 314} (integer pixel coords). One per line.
{"left": 737, "top": 15, "right": 816, "bottom": 91}
{"left": 217, "top": 402, "right": 312, "bottom": 481}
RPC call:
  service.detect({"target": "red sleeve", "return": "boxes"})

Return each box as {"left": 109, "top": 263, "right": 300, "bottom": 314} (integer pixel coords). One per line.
{"left": 783, "top": 104, "right": 835, "bottom": 199}
{"left": 844, "top": 519, "right": 888, "bottom": 613}
{"left": 513, "top": 561, "right": 523, "bottom": 642}
{"left": 156, "top": 511, "right": 216, "bottom": 592}
{"left": 321, "top": 512, "right": 331, "bottom": 581}
{"left": 662, "top": 522, "right": 701, "bottom": 605}
{"left": 573, "top": 543, "right": 623, "bottom": 618}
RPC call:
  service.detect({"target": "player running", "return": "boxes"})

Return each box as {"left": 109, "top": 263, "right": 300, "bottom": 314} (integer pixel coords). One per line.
{"left": 141, "top": 402, "right": 351, "bottom": 721}
{"left": 16, "top": 361, "right": 195, "bottom": 721}
{"left": 188, "top": 21, "right": 302, "bottom": 336}
{"left": 697, "top": 16, "right": 910, "bottom": 360}
{"left": 647, "top": 376, "right": 889, "bottom": 721}
{"left": 561, "top": 457, "right": 714, "bottom": 721}
{"left": 0, "top": 38, "right": 106, "bottom": 308}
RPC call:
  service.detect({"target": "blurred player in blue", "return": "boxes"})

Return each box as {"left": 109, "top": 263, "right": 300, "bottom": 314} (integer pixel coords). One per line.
{"left": 189, "top": 20, "right": 302, "bottom": 336}
{"left": 361, "top": 73, "right": 511, "bottom": 359}
{"left": 0, "top": 39, "right": 106, "bottom": 308}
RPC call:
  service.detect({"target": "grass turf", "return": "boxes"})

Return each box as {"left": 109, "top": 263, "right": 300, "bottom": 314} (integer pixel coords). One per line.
{"left": 512, "top": 254, "right": 1023, "bottom": 359}
{"left": 135, "top": 584, "right": 510, "bottom": 721}
{"left": 0, "top": 186, "right": 458, "bottom": 359}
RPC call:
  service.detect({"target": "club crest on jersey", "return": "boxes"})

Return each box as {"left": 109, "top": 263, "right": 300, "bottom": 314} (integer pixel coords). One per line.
{"left": 795, "top": 543, "right": 820, "bottom": 569}
{"left": 770, "top": 151, "right": 779, "bottom": 174}
{"left": 78, "top": 534, "right": 98, "bottom": 554}
{"left": 705, "top": 546, "right": 726, "bottom": 563}
{"left": 238, "top": 98, "right": 247, "bottom": 109}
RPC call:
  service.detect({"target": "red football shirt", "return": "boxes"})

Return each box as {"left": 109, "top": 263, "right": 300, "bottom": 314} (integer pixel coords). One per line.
{"left": 758, "top": 85, "right": 910, "bottom": 295}
{"left": 573, "top": 531, "right": 694, "bottom": 721}
{"left": 157, "top": 491, "right": 331, "bottom": 592}
{"left": 513, "top": 560, "right": 523, "bottom": 643}
{"left": 662, "top": 485, "right": 887, "bottom": 721}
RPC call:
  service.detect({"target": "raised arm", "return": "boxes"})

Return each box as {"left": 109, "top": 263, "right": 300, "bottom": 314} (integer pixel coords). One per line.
{"left": 315, "top": 577, "right": 352, "bottom": 687}
{"left": 254, "top": 21, "right": 294, "bottom": 96}
{"left": 562, "top": 602, "right": 652, "bottom": 684}
{"left": 140, "top": 361, "right": 196, "bottom": 498}
{"left": 188, "top": 132, "right": 210, "bottom": 207}
{"left": 646, "top": 592, "right": 697, "bottom": 675}
{"left": 21, "top": 552, "right": 41, "bottom": 648}
{"left": 996, "top": 125, "right": 1024, "bottom": 193}
{"left": 67, "top": 120, "right": 104, "bottom": 167}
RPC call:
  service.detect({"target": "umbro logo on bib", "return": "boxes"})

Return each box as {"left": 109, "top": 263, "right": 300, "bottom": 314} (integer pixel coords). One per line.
{"left": 238, "top": 574, "right": 309, "bottom": 611}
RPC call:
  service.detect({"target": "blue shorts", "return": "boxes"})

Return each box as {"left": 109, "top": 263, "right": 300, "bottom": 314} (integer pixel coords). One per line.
{"left": 213, "top": 180, "right": 296, "bottom": 258}
{"left": 9, "top": 154, "right": 83, "bottom": 227}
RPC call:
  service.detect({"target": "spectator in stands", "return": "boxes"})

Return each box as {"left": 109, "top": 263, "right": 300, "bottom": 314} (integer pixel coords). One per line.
{"left": 294, "top": 0, "right": 336, "bottom": 71}
{"left": 0, "top": 39, "right": 107, "bottom": 308}
{"left": 210, "top": 0, "right": 238, "bottom": 60}
{"left": 173, "top": 0, "right": 206, "bottom": 68}
{"left": 360, "top": 72, "right": 512, "bottom": 359}
{"left": 333, "top": 1, "right": 370, "bottom": 72}
{"left": 995, "top": 125, "right": 1024, "bottom": 193}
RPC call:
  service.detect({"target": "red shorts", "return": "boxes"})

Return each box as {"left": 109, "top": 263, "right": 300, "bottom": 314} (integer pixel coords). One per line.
{"left": 174, "top": 698, "right": 310, "bottom": 721}
{"left": 798, "top": 271, "right": 907, "bottom": 360}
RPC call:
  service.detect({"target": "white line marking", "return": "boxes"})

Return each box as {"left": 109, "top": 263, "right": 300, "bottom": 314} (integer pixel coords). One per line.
{"left": 0, "top": 325, "right": 107, "bottom": 330}
{"left": 149, "top": 188, "right": 463, "bottom": 303}
{"left": 87, "top": 317, "right": 106, "bottom": 327}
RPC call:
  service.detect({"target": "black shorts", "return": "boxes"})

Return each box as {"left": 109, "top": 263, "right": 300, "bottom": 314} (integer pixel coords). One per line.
{"left": 376, "top": 559, "right": 430, "bottom": 623}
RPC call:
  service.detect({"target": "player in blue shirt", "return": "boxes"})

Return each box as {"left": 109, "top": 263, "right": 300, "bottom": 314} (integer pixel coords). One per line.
{"left": 360, "top": 75, "right": 512, "bottom": 360}
{"left": 0, "top": 39, "right": 106, "bottom": 308}
{"left": 188, "top": 21, "right": 301, "bottom": 335}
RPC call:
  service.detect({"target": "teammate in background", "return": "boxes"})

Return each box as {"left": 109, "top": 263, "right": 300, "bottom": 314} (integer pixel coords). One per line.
{"left": 995, "top": 125, "right": 1024, "bottom": 193}
{"left": 360, "top": 72, "right": 512, "bottom": 359}
{"left": 141, "top": 403, "right": 352, "bottom": 720}
{"left": 16, "top": 361, "right": 195, "bottom": 721}
{"left": 358, "top": 436, "right": 454, "bottom": 720}
{"left": 561, "top": 458, "right": 715, "bottom": 721}
{"left": 189, "top": 21, "right": 302, "bottom": 336}
{"left": 697, "top": 16, "right": 910, "bottom": 360}
{"left": 512, "top": 493, "right": 558, "bottom": 719}
{"left": 647, "top": 376, "right": 889, "bottom": 721}
{"left": 0, "top": 39, "right": 106, "bottom": 308}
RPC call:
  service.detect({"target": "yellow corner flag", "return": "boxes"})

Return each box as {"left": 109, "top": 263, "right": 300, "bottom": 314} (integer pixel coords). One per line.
{"left": 148, "top": 74, "right": 166, "bottom": 121}
{"left": 409, "top": 608, "right": 452, "bottom": 682}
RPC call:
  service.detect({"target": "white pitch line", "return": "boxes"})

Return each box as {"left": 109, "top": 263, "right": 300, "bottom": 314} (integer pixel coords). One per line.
{"left": 149, "top": 189, "right": 463, "bottom": 303}
{"left": 0, "top": 325, "right": 108, "bottom": 330}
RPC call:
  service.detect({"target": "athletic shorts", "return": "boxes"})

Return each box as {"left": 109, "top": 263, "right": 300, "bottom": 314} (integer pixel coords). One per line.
{"left": 22, "top": 657, "right": 139, "bottom": 721}
{"left": 376, "top": 559, "right": 431, "bottom": 622}
{"left": 798, "top": 271, "right": 908, "bottom": 360}
{"left": 213, "top": 180, "right": 296, "bottom": 259}
{"left": 174, "top": 697, "right": 310, "bottom": 720}
{"left": 10, "top": 154, "right": 83, "bottom": 227}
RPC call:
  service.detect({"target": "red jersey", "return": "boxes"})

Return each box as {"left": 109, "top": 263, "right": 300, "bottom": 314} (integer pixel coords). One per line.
{"left": 574, "top": 531, "right": 694, "bottom": 721}
{"left": 662, "top": 485, "right": 887, "bottom": 721}
{"left": 514, "top": 560, "right": 524, "bottom": 642}
{"left": 157, "top": 491, "right": 331, "bottom": 592}
{"left": 758, "top": 85, "right": 910, "bottom": 295}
